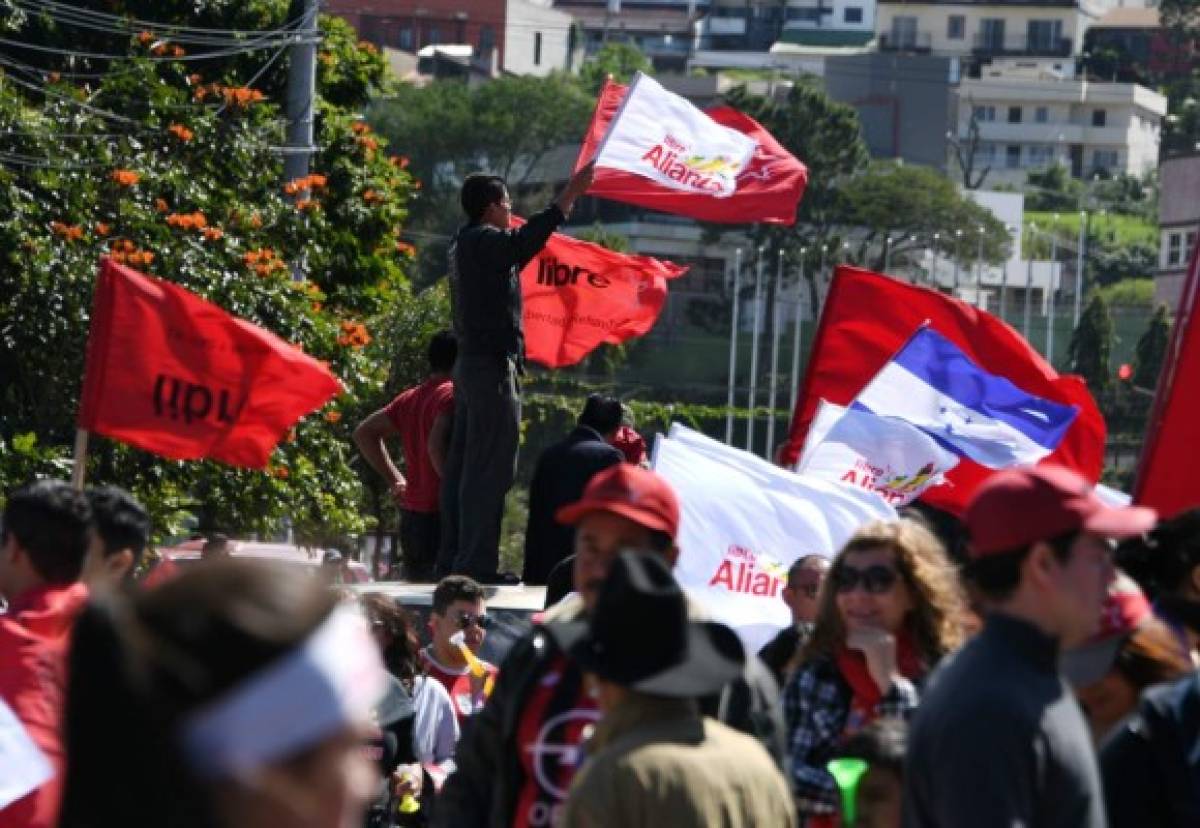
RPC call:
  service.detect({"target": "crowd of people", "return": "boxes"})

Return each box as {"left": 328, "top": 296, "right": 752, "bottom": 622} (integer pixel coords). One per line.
{"left": 4, "top": 170, "right": 1200, "bottom": 828}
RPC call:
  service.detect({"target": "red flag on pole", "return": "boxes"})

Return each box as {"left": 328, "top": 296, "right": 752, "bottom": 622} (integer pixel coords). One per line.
{"left": 1134, "top": 245, "right": 1200, "bottom": 514}
{"left": 78, "top": 258, "right": 342, "bottom": 468}
{"left": 575, "top": 79, "right": 808, "bottom": 225}
{"left": 780, "top": 266, "right": 1106, "bottom": 516}
{"left": 516, "top": 217, "right": 688, "bottom": 368}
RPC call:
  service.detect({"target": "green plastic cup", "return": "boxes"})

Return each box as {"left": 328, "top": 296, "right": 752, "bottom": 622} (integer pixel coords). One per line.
{"left": 827, "top": 757, "right": 870, "bottom": 827}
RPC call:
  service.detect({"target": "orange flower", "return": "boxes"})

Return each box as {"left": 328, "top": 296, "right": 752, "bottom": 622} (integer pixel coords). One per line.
{"left": 165, "top": 211, "right": 208, "bottom": 231}
{"left": 110, "top": 169, "right": 139, "bottom": 187}
{"left": 285, "top": 428, "right": 298, "bottom": 443}
{"left": 351, "top": 121, "right": 371, "bottom": 135}
{"left": 154, "top": 198, "right": 168, "bottom": 213}
{"left": 151, "top": 43, "right": 168, "bottom": 56}
{"left": 389, "top": 155, "right": 410, "bottom": 169}
{"left": 396, "top": 241, "right": 415, "bottom": 256}
{"left": 95, "top": 222, "right": 111, "bottom": 236}
{"left": 193, "top": 85, "right": 209, "bottom": 102}
{"left": 358, "top": 41, "right": 378, "bottom": 54}
{"left": 295, "top": 198, "right": 319, "bottom": 212}
{"left": 337, "top": 321, "right": 371, "bottom": 349}
{"left": 48, "top": 72, "right": 60, "bottom": 83}
{"left": 356, "top": 136, "right": 379, "bottom": 154}
{"left": 202, "top": 227, "right": 224, "bottom": 241}
{"left": 319, "top": 51, "right": 334, "bottom": 66}
{"left": 188, "top": 73, "right": 203, "bottom": 85}
{"left": 272, "top": 465, "right": 290, "bottom": 479}
{"left": 248, "top": 212, "right": 263, "bottom": 229}
{"left": 324, "top": 410, "right": 342, "bottom": 424}
{"left": 168, "top": 123, "right": 194, "bottom": 142}
{"left": 172, "top": 45, "right": 186, "bottom": 58}
{"left": 307, "top": 174, "right": 327, "bottom": 189}
{"left": 311, "top": 302, "right": 323, "bottom": 312}
{"left": 50, "top": 221, "right": 83, "bottom": 242}
{"left": 362, "top": 189, "right": 382, "bottom": 204}
{"left": 220, "top": 86, "right": 265, "bottom": 108}
{"left": 137, "top": 31, "right": 153, "bottom": 45}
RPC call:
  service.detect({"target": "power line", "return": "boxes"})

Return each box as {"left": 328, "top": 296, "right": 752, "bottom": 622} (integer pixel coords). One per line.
{"left": 0, "top": 30, "right": 316, "bottom": 63}
{"left": 13, "top": 0, "right": 309, "bottom": 41}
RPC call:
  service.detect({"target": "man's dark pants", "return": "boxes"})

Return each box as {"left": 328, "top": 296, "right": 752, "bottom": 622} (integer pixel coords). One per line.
{"left": 436, "top": 353, "right": 520, "bottom": 579}
{"left": 399, "top": 509, "right": 440, "bottom": 582}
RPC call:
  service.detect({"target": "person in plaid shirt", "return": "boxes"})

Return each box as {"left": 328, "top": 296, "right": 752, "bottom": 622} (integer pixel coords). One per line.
{"left": 782, "top": 519, "right": 966, "bottom": 825}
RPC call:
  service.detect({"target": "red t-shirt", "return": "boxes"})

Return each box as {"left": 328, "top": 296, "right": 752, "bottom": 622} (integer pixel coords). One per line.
{"left": 419, "top": 648, "right": 498, "bottom": 724}
{"left": 511, "top": 655, "right": 599, "bottom": 828}
{"left": 383, "top": 377, "right": 454, "bottom": 513}
{"left": 0, "top": 583, "right": 89, "bottom": 828}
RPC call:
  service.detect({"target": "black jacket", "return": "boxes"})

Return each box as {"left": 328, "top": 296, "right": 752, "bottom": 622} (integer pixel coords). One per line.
{"left": 522, "top": 426, "right": 623, "bottom": 584}
{"left": 449, "top": 203, "right": 564, "bottom": 363}
{"left": 1100, "top": 670, "right": 1200, "bottom": 828}
{"left": 434, "top": 595, "right": 786, "bottom": 828}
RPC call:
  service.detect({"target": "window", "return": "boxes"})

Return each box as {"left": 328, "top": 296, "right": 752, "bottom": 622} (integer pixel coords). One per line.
{"left": 1168, "top": 232, "right": 1183, "bottom": 266}
{"left": 891, "top": 16, "right": 918, "bottom": 48}
{"left": 1093, "top": 149, "right": 1118, "bottom": 170}
{"left": 534, "top": 31, "right": 542, "bottom": 65}
{"left": 948, "top": 15, "right": 965, "bottom": 39}
{"left": 1006, "top": 145, "right": 1021, "bottom": 169}
{"left": 1092, "top": 109, "right": 1107, "bottom": 127}
{"left": 1035, "top": 106, "right": 1049, "bottom": 123}
{"left": 1029, "top": 145, "right": 1054, "bottom": 166}
{"left": 1008, "top": 106, "right": 1022, "bottom": 124}
{"left": 974, "top": 105, "right": 996, "bottom": 122}
{"left": 479, "top": 24, "right": 495, "bottom": 54}
{"left": 980, "top": 19, "right": 1006, "bottom": 51}
{"left": 788, "top": 7, "right": 821, "bottom": 20}
{"left": 428, "top": 26, "right": 441, "bottom": 45}
{"left": 844, "top": 6, "right": 863, "bottom": 23}
{"left": 976, "top": 142, "right": 996, "bottom": 163}
{"left": 397, "top": 28, "right": 413, "bottom": 50}
{"left": 1027, "top": 19, "right": 1063, "bottom": 52}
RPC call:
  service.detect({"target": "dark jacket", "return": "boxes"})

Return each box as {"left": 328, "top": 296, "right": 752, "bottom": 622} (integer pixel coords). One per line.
{"left": 522, "top": 425, "right": 623, "bottom": 584}
{"left": 1100, "top": 670, "right": 1200, "bottom": 828}
{"left": 434, "top": 594, "right": 786, "bottom": 828}
{"left": 449, "top": 203, "right": 564, "bottom": 364}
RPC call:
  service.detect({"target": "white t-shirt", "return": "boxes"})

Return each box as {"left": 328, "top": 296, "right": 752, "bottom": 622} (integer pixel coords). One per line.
{"left": 411, "top": 675, "right": 459, "bottom": 769}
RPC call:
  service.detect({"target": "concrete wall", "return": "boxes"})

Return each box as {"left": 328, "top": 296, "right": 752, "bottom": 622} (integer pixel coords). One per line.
{"left": 504, "top": 0, "right": 575, "bottom": 74}
{"left": 823, "top": 53, "right": 955, "bottom": 169}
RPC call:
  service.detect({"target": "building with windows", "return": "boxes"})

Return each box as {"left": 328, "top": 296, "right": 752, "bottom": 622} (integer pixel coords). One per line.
{"left": 1157, "top": 154, "right": 1200, "bottom": 310}
{"left": 558, "top": 0, "right": 700, "bottom": 72}
{"left": 876, "top": 0, "right": 1109, "bottom": 60}
{"left": 327, "top": 0, "right": 576, "bottom": 76}
{"left": 953, "top": 62, "right": 1166, "bottom": 188}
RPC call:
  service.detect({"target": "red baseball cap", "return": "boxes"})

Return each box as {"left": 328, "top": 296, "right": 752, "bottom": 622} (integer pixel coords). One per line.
{"left": 555, "top": 463, "right": 680, "bottom": 538}
{"left": 966, "top": 464, "right": 1157, "bottom": 557}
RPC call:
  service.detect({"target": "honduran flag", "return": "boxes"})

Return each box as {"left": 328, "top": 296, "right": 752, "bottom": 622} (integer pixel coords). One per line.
{"left": 855, "top": 326, "right": 1080, "bottom": 469}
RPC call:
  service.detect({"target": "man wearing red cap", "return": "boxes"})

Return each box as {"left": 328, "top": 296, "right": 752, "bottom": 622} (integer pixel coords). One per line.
{"left": 436, "top": 463, "right": 783, "bottom": 828}
{"left": 903, "top": 464, "right": 1156, "bottom": 828}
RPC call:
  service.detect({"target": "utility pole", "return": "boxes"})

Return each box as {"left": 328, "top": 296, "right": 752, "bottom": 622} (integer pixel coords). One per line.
{"left": 725, "top": 249, "right": 743, "bottom": 445}
{"left": 1047, "top": 224, "right": 1058, "bottom": 364}
{"left": 284, "top": 0, "right": 320, "bottom": 187}
{"left": 1074, "top": 210, "right": 1087, "bottom": 328}
{"left": 789, "top": 249, "right": 807, "bottom": 430}
{"left": 1023, "top": 224, "right": 1035, "bottom": 341}
{"left": 766, "top": 249, "right": 784, "bottom": 456}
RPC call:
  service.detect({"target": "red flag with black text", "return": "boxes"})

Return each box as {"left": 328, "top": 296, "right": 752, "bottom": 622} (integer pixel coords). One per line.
{"left": 575, "top": 78, "right": 808, "bottom": 225}
{"left": 78, "top": 258, "right": 341, "bottom": 468}
{"left": 516, "top": 217, "right": 688, "bottom": 368}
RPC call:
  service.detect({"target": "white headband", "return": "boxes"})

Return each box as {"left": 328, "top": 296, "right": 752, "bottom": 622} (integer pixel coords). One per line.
{"left": 181, "top": 604, "right": 387, "bottom": 779}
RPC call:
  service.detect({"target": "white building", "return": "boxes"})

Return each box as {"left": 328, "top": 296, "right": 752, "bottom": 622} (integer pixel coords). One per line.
{"left": 876, "top": 0, "right": 1113, "bottom": 58}
{"left": 781, "top": 0, "right": 878, "bottom": 38}
{"left": 1156, "top": 154, "right": 1200, "bottom": 311}
{"left": 954, "top": 62, "right": 1166, "bottom": 187}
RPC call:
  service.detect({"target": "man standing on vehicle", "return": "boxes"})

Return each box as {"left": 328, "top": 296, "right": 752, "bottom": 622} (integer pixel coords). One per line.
{"left": 436, "top": 163, "right": 595, "bottom": 583}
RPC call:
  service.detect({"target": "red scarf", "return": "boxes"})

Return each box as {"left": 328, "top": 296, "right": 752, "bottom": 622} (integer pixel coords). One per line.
{"left": 834, "top": 628, "right": 923, "bottom": 733}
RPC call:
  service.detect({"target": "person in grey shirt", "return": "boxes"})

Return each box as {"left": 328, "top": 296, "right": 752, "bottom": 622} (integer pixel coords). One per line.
{"left": 904, "top": 464, "right": 1156, "bottom": 828}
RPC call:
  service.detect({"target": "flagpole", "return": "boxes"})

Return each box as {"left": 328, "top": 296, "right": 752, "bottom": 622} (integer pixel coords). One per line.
{"left": 766, "top": 248, "right": 784, "bottom": 456}
{"left": 1047, "top": 222, "right": 1058, "bottom": 364}
{"left": 725, "top": 248, "right": 743, "bottom": 444}
{"left": 747, "top": 246, "right": 765, "bottom": 454}
{"left": 71, "top": 428, "right": 89, "bottom": 490}
{"left": 789, "top": 249, "right": 807, "bottom": 424}
{"left": 1023, "top": 224, "right": 1035, "bottom": 341}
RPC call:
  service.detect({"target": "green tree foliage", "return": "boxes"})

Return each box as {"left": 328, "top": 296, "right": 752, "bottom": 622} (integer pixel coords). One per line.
{"left": 1069, "top": 293, "right": 1115, "bottom": 393}
{"left": 0, "top": 3, "right": 430, "bottom": 544}
{"left": 1133, "top": 304, "right": 1172, "bottom": 389}
{"left": 575, "top": 222, "right": 630, "bottom": 252}
{"left": 578, "top": 42, "right": 652, "bottom": 94}
{"left": 1025, "top": 164, "right": 1085, "bottom": 212}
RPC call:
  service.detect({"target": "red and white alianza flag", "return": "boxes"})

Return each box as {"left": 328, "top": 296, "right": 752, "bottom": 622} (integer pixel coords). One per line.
{"left": 578, "top": 74, "right": 808, "bottom": 225}
{"left": 516, "top": 217, "right": 689, "bottom": 368}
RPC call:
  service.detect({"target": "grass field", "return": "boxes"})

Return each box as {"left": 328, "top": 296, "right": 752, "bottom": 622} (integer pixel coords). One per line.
{"left": 1025, "top": 211, "right": 1157, "bottom": 257}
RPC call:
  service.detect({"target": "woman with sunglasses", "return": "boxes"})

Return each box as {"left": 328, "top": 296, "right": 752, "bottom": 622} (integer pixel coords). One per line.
{"left": 782, "top": 519, "right": 965, "bottom": 827}
{"left": 359, "top": 594, "right": 458, "bottom": 826}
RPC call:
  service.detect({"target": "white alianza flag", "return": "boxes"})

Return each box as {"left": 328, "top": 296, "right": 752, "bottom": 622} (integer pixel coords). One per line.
{"left": 0, "top": 697, "right": 52, "bottom": 809}
{"left": 797, "top": 400, "right": 960, "bottom": 507}
{"left": 653, "top": 425, "right": 895, "bottom": 652}
{"left": 594, "top": 72, "right": 757, "bottom": 199}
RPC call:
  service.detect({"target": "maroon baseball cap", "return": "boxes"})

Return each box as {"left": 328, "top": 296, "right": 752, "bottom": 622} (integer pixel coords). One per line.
{"left": 556, "top": 463, "right": 680, "bottom": 539}
{"left": 966, "top": 464, "right": 1157, "bottom": 557}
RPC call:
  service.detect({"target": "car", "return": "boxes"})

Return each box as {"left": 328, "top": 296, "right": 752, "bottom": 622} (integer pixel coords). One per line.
{"left": 154, "top": 539, "right": 373, "bottom": 583}
{"left": 348, "top": 581, "right": 548, "bottom": 665}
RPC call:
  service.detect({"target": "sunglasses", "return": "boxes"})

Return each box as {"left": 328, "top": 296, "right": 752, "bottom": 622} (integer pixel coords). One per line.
{"left": 456, "top": 611, "right": 492, "bottom": 630}
{"left": 833, "top": 564, "right": 899, "bottom": 595}
{"left": 790, "top": 583, "right": 821, "bottom": 599}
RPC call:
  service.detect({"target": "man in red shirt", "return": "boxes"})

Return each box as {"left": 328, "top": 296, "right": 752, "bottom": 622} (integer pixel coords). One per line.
{"left": 0, "top": 480, "right": 94, "bottom": 828}
{"left": 420, "top": 575, "right": 498, "bottom": 723}
{"left": 355, "top": 330, "right": 457, "bottom": 581}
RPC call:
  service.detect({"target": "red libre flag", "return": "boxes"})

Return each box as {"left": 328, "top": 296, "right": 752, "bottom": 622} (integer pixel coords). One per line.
{"left": 781, "top": 266, "right": 1106, "bottom": 516}
{"left": 78, "top": 259, "right": 342, "bottom": 468}
{"left": 576, "top": 79, "right": 808, "bottom": 225}
{"left": 516, "top": 217, "right": 688, "bottom": 367}
{"left": 1135, "top": 245, "right": 1200, "bottom": 515}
